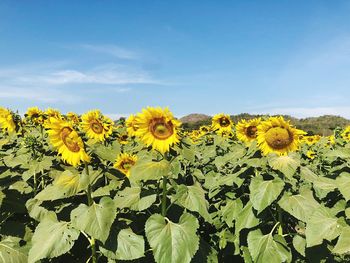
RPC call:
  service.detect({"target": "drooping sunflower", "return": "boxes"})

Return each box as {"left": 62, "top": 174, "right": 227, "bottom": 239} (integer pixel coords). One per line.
{"left": 211, "top": 113, "right": 233, "bottom": 134}
{"left": 46, "top": 117, "right": 90, "bottom": 166}
{"left": 125, "top": 114, "right": 140, "bottom": 137}
{"left": 81, "top": 110, "right": 114, "bottom": 142}
{"left": 341, "top": 126, "right": 350, "bottom": 142}
{"left": 114, "top": 153, "right": 138, "bottom": 177}
{"left": 26, "top": 107, "right": 44, "bottom": 124}
{"left": 256, "top": 116, "right": 304, "bottom": 156}
{"left": 136, "top": 107, "right": 181, "bottom": 154}
{"left": 0, "top": 108, "right": 16, "bottom": 133}
{"left": 236, "top": 118, "right": 261, "bottom": 145}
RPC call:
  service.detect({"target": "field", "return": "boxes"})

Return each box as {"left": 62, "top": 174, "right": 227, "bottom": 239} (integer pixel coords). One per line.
{"left": 0, "top": 106, "right": 350, "bottom": 263}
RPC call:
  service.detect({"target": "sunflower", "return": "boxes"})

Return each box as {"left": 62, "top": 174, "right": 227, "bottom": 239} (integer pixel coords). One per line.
{"left": 0, "top": 108, "right": 16, "bottom": 133}
{"left": 212, "top": 113, "right": 233, "bottom": 134}
{"left": 81, "top": 110, "right": 114, "bottom": 142}
{"left": 46, "top": 108, "right": 61, "bottom": 118}
{"left": 199, "top": 125, "right": 211, "bottom": 135}
{"left": 26, "top": 107, "right": 44, "bottom": 124}
{"left": 306, "top": 150, "right": 316, "bottom": 160}
{"left": 136, "top": 107, "right": 181, "bottom": 154}
{"left": 66, "top": 112, "right": 80, "bottom": 124}
{"left": 46, "top": 117, "right": 90, "bottom": 167}
{"left": 117, "top": 132, "right": 130, "bottom": 145}
{"left": 341, "top": 126, "right": 350, "bottom": 142}
{"left": 302, "top": 135, "right": 321, "bottom": 145}
{"left": 256, "top": 116, "right": 304, "bottom": 156}
{"left": 114, "top": 153, "right": 138, "bottom": 177}
{"left": 236, "top": 118, "right": 261, "bottom": 144}
{"left": 126, "top": 114, "right": 140, "bottom": 137}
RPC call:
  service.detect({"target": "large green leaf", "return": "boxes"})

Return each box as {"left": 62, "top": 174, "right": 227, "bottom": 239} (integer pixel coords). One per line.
{"left": 130, "top": 159, "right": 171, "bottom": 183}
{"left": 336, "top": 172, "right": 350, "bottom": 201}
{"left": 71, "top": 197, "right": 116, "bottom": 243}
{"left": 305, "top": 206, "right": 344, "bottom": 247}
{"left": 235, "top": 201, "right": 259, "bottom": 234}
{"left": 220, "top": 199, "right": 243, "bottom": 228}
{"left": 28, "top": 217, "right": 79, "bottom": 263}
{"left": 93, "top": 140, "right": 121, "bottom": 162}
{"left": 145, "top": 212, "right": 199, "bottom": 263}
{"left": 249, "top": 176, "right": 284, "bottom": 214}
{"left": 247, "top": 229, "right": 291, "bottom": 263}
{"left": 172, "top": 182, "right": 211, "bottom": 222}
{"left": 0, "top": 237, "right": 28, "bottom": 263}
{"left": 333, "top": 226, "right": 350, "bottom": 255}
{"left": 114, "top": 186, "right": 156, "bottom": 211}
{"left": 268, "top": 154, "right": 300, "bottom": 179}
{"left": 278, "top": 189, "right": 320, "bottom": 222}
{"left": 115, "top": 228, "right": 145, "bottom": 260}
{"left": 292, "top": 235, "right": 306, "bottom": 257}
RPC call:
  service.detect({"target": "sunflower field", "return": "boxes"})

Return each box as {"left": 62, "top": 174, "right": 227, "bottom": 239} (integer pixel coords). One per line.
{"left": 0, "top": 106, "right": 350, "bottom": 263}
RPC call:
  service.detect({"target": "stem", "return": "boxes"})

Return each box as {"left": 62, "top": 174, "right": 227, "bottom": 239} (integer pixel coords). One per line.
{"left": 277, "top": 205, "right": 283, "bottom": 235}
{"left": 33, "top": 168, "right": 37, "bottom": 196}
{"left": 161, "top": 176, "right": 167, "bottom": 217}
{"left": 84, "top": 162, "right": 97, "bottom": 263}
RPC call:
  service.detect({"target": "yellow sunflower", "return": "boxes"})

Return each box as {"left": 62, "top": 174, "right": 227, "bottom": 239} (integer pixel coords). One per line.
{"left": 26, "top": 107, "right": 44, "bottom": 124}
{"left": 306, "top": 150, "right": 316, "bottom": 160}
{"left": 302, "top": 135, "right": 321, "bottom": 145}
{"left": 46, "top": 108, "right": 61, "bottom": 118}
{"left": 212, "top": 113, "right": 233, "bottom": 134}
{"left": 199, "top": 125, "right": 211, "bottom": 135}
{"left": 126, "top": 114, "right": 140, "bottom": 137}
{"left": 81, "top": 110, "right": 114, "bottom": 142}
{"left": 66, "top": 112, "right": 80, "bottom": 124}
{"left": 136, "top": 107, "right": 181, "bottom": 154}
{"left": 256, "top": 116, "right": 304, "bottom": 156}
{"left": 0, "top": 108, "right": 16, "bottom": 133}
{"left": 341, "top": 126, "right": 350, "bottom": 142}
{"left": 114, "top": 153, "right": 138, "bottom": 177}
{"left": 236, "top": 118, "right": 261, "bottom": 145}
{"left": 117, "top": 132, "right": 130, "bottom": 145}
{"left": 46, "top": 117, "right": 90, "bottom": 167}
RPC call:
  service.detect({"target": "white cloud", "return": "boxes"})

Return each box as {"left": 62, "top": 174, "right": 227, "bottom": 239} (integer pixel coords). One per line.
{"left": 80, "top": 44, "right": 139, "bottom": 60}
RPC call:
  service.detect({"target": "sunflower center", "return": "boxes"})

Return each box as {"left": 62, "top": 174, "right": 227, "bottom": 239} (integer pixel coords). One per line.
{"left": 121, "top": 134, "right": 128, "bottom": 141}
{"left": 149, "top": 118, "right": 174, "bottom": 140}
{"left": 91, "top": 121, "right": 103, "bottom": 134}
{"left": 265, "top": 127, "right": 293, "bottom": 150}
{"left": 121, "top": 159, "right": 135, "bottom": 170}
{"left": 60, "top": 127, "right": 81, "bottom": 152}
{"left": 219, "top": 117, "right": 230, "bottom": 127}
{"left": 246, "top": 126, "right": 257, "bottom": 138}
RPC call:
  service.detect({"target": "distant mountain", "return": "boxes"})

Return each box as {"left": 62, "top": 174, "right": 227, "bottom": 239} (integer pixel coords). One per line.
{"left": 180, "top": 113, "right": 350, "bottom": 136}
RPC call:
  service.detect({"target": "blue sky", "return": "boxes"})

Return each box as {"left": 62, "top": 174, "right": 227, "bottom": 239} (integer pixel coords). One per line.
{"left": 1, "top": 1, "right": 350, "bottom": 119}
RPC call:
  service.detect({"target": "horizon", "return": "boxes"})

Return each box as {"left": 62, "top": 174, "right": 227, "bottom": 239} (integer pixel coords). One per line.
{"left": 1, "top": 1, "right": 350, "bottom": 118}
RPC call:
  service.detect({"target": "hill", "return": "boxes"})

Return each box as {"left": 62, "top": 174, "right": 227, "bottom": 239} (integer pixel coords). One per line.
{"left": 180, "top": 113, "right": 350, "bottom": 136}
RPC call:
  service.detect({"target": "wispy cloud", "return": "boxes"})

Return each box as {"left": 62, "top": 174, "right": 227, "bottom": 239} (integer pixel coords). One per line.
{"left": 80, "top": 44, "right": 139, "bottom": 60}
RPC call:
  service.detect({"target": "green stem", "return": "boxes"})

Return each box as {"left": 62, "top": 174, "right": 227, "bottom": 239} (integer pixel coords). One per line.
{"left": 33, "top": 168, "right": 37, "bottom": 196}
{"left": 277, "top": 205, "right": 283, "bottom": 235}
{"left": 161, "top": 176, "right": 167, "bottom": 217}
{"left": 84, "top": 162, "right": 97, "bottom": 263}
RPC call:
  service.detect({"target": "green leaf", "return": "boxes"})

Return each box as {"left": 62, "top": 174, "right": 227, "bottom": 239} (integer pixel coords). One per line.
{"left": 172, "top": 183, "right": 211, "bottom": 222}
{"left": 93, "top": 140, "right": 121, "bottom": 162}
{"left": 268, "top": 154, "right": 300, "bottom": 179}
{"left": 130, "top": 159, "right": 170, "bottom": 183}
{"left": 305, "top": 206, "right": 344, "bottom": 247}
{"left": 114, "top": 186, "right": 156, "bottom": 211}
{"left": 0, "top": 237, "right": 28, "bottom": 263}
{"left": 333, "top": 226, "right": 350, "bottom": 255}
{"left": 235, "top": 201, "right": 259, "bottom": 234}
{"left": 28, "top": 217, "right": 79, "bottom": 263}
{"left": 336, "top": 172, "right": 350, "bottom": 201}
{"left": 145, "top": 212, "right": 199, "bottom": 263}
{"left": 220, "top": 199, "right": 243, "bottom": 228}
{"left": 292, "top": 235, "right": 306, "bottom": 257}
{"left": 249, "top": 176, "right": 285, "bottom": 214}
{"left": 71, "top": 197, "right": 117, "bottom": 243}
{"left": 278, "top": 189, "right": 320, "bottom": 222}
{"left": 115, "top": 228, "right": 145, "bottom": 260}
{"left": 247, "top": 230, "right": 291, "bottom": 263}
